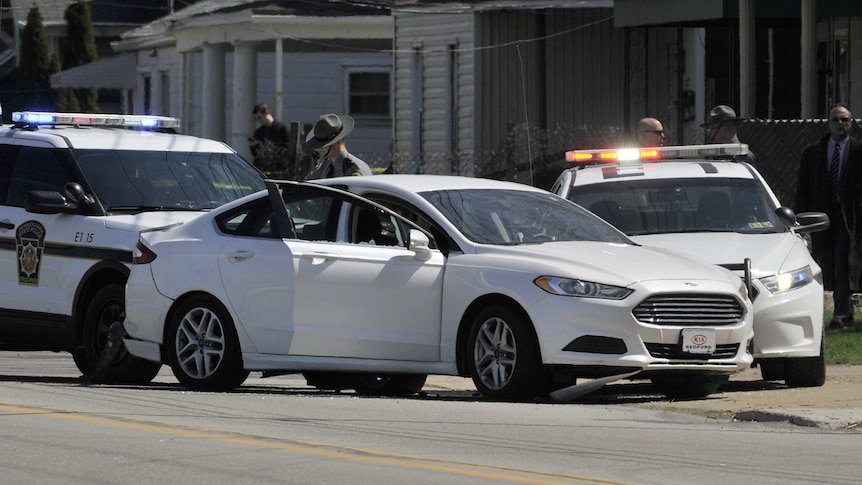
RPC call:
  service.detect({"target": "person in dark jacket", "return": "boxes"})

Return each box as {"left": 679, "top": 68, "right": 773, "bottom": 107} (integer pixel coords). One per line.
{"left": 796, "top": 104, "right": 862, "bottom": 329}
{"left": 250, "top": 103, "right": 290, "bottom": 172}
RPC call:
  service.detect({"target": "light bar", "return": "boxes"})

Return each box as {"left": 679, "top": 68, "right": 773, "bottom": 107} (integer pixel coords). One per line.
{"left": 566, "top": 143, "right": 749, "bottom": 165}
{"left": 12, "top": 111, "right": 180, "bottom": 129}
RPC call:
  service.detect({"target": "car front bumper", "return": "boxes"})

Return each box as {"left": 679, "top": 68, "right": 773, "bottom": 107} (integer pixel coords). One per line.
{"left": 527, "top": 281, "right": 754, "bottom": 375}
{"left": 750, "top": 279, "right": 824, "bottom": 359}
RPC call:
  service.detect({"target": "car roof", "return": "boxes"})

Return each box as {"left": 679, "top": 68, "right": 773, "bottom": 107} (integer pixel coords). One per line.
{"left": 314, "top": 174, "right": 551, "bottom": 194}
{"left": 0, "top": 124, "right": 235, "bottom": 152}
{"left": 569, "top": 160, "right": 758, "bottom": 186}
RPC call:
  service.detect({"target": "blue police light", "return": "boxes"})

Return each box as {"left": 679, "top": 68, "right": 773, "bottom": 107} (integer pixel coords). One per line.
{"left": 11, "top": 111, "right": 180, "bottom": 129}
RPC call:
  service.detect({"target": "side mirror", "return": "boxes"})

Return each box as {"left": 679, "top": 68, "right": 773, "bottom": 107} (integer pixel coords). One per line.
{"left": 774, "top": 206, "right": 796, "bottom": 227}
{"left": 795, "top": 211, "right": 830, "bottom": 234}
{"left": 408, "top": 228, "right": 433, "bottom": 261}
{"left": 774, "top": 206, "right": 830, "bottom": 234}
{"left": 25, "top": 190, "right": 81, "bottom": 215}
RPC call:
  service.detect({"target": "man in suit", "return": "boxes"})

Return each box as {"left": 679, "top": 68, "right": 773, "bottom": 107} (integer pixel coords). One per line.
{"left": 796, "top": 104, "right": 861, "bottom": 329}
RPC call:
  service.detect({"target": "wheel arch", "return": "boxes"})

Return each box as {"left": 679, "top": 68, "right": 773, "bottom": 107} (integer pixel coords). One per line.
{"left": 455, "top": 294, "right": 536, "bottom": 376}
{"left": 73, "top": 260, "right": 129, "bottom": 343}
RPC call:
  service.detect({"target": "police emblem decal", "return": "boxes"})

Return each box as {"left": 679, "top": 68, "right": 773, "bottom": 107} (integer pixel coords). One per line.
{"left": 16, "top": 220, "right": 46, "bottom": 286}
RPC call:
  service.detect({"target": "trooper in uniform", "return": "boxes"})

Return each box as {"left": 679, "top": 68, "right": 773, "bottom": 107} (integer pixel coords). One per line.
{"left": 304, "top": 114, "right": 372, "bottom": 179}
{"left": 701, "top": 104, "right": 757, "bottom": 165}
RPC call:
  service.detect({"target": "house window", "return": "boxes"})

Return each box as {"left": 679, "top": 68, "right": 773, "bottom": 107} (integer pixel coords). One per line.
{"left": 348, "top": 70, "right": 390, "bottom": 119}
{"left": 143, "top": 74, "right": 152, "bottom": 114}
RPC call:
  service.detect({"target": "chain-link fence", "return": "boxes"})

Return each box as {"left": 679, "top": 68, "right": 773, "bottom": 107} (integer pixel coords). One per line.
{"left": 276, "top": 118, "right": 861, "bottom": 203}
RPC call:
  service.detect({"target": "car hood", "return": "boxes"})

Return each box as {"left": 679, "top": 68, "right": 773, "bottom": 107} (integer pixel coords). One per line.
{"left": 105, "top": 211, "right": 203, "bottom": 232}
{"left": 474, "top": 241, "right": 739, "bottom": 287}
{"left": 630, "top": 232, "right": 799, "bottom": 277}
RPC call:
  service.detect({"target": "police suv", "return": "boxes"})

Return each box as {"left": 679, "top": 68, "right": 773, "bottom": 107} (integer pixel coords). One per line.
{"left": 0, "top": 111, "right": 265, "bottom": 383}
{"left": 552, "top": 144, "right": 830, "bottom": 387}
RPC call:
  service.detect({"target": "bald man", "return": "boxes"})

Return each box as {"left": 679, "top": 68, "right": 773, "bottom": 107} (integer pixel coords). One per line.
{"left": 637, "top": 118, "right": 666, "bottom": 147}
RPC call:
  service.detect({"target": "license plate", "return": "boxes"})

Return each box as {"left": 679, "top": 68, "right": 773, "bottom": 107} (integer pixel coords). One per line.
{"left": 681, "top": 328, "right": 716, "bottom": 354}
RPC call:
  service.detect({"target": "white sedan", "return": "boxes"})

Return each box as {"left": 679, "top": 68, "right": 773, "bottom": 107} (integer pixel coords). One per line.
{"left": 123, "top": 175, "right": 753, "bottom": 400}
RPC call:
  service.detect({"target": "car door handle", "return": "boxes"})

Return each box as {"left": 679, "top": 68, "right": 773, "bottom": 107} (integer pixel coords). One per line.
{"left": 0, "top": 220, "right": 13, "bottom": 230}
{"left": 227, "top": 251, "right": 254, "bottom": 262}
{"left": 302, "top": 251, "right": 339, "bottom": 261}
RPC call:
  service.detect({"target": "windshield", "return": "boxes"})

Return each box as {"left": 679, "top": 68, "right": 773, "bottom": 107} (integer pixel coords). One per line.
{"left": 421, "top": 189, "right": 632, "bottom": 245}
{"left": 566, "top": 177, "right": 785, "bottom": 236}
{"left": 75, "top": 149, "right": 265, "bottom": 212}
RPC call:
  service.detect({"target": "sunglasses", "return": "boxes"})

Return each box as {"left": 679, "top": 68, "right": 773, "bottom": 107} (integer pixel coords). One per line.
{"left": 641, "top": 130, "right": 665, "bottom": 135}
{"left": 831, "top": 117, "right": 851, "bottom": 123}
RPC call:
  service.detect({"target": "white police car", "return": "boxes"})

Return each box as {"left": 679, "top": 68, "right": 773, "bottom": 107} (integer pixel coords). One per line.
{"left": 552, "top": 144, "right": 829, "bottom": 387}
{"left": 0, "top": 111, "right": 265, "bottom": 383}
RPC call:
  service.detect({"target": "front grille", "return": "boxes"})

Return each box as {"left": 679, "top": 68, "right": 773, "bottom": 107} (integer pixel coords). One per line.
{"left": 645, "top": 342, "right": 740, "bottom": 360}
{"left": 633, "top": 294, "right": 744, "bottom": 326}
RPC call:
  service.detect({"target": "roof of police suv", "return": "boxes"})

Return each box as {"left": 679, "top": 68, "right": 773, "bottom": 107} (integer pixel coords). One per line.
{"left": 0, "top": 123, "right": 235, "bottom": 152}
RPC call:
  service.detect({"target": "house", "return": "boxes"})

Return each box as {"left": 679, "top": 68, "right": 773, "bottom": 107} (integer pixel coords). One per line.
{"left": 41, "top": 1, "right": 862, "bottom": 183}
{"left": 52, "top": 0, "right": 394, "bottom": 166}
{"left": 392, "top": 0, "right": 862, "bottom": 186}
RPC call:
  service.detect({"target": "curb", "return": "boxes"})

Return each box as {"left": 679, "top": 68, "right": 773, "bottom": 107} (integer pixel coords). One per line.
{"left": 734, "top": 409, "right": 862, "bottom": 429}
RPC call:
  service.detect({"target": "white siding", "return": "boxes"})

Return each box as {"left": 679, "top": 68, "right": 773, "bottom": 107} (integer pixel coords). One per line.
{"left": 183, "top": 49, "right": 392, "bottom": 168}
{"left": 394, "top": 12, "right": 475, "bottom": 174}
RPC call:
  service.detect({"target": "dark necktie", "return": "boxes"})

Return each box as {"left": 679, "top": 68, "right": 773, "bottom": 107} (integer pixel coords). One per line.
{"left": 830, "top": 145, "right": 841, "bottom": 204}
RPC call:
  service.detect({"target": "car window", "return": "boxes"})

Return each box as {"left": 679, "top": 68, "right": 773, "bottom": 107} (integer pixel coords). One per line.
{"left": 351, "top": 206, "right": 404, "bottom": 247}
{"left": 216, "top": 197, "right": 282, "bottom": 239}
{"left": 567, "top": 177, "right": 784, "bottom": 235}
{"left": 362, "top": 194, "right": 448, "bottom": 252}
{"left": 279, "top": 185, "right": 409, "bottom": 248}
{"left": 6, "top": 146, "right": 73, "bottom": 207}
{"left": 75, "top": 149, "right": 264, "bottom": 212}
{"left": 421, "top": 189, "right": 631, "bottom": 245}
{"left": 282, "top": 188, "right": 342, "bottom": 242}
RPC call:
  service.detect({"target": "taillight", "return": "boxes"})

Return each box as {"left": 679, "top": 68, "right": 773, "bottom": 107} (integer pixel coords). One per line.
{"left": 132, "top": 240, "right": 157, "bottom": 264}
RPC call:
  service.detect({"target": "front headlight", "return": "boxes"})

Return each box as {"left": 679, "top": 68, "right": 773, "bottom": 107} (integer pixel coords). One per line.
{"left": 760, "top": 265, "right": 815, "bottom": 294}
{"left": 534, "top": 276, "right": 633, "bottom": 300}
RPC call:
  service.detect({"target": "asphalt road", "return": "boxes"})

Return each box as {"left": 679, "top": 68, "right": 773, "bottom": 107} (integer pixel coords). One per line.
{"left": 1, "top": 352, "right": 861, "bottom": 484}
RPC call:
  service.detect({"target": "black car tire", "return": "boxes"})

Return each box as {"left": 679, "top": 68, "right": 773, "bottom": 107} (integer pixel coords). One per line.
{"left": 758, "top": 358, "right": 786, "bottom": 381}
{"left": 78, "top": 283, "right": 161, "bottom": 384}
{"left": 784, "top": 334, "right": 826, "bottom": 388}
{"left": 303, "top": 371, "right": 354, "bottom": 390}
{"left": 351, "top": 374, "right": 427, "bottom": 396}
{"left": 166, "top": 295, "right": 249, "bottom": 391}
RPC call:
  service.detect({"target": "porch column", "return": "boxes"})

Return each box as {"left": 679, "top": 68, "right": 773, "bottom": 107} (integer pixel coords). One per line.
{"left": 275, "top": 38, "right": 284, "bottom": 122}
{"left": 150, "top": 68, "right": 163, "bottom": 115}
{"left": 202, "top": 43, "right": 227, "bottom": 141}
{"left": 231, "top": 41, "right": 258, "bottom": 162}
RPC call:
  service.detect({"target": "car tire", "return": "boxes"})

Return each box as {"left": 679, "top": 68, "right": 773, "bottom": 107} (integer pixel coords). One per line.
{"left": 784, "top": 335, "right": 826, "bottom": 388}
{"left": 651, "top": 374, "right": 729, "bottom": 399}
{"left": 758, "top": 359, "right": 786, "bottom": 381}
{"left": 78, "top": 283, "right": 161, "bottom": 384}
{"left": 467, "top": 304, "right": 542, "bottom": 401}
{"left": 302, "top": 371, "right": 353, "bottom": 390}
{"left": 351, "top": 374, "right": 427, "bottom": 396}
{"left": 166, "top": 295, "right": 249, "bottom": 391}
